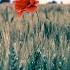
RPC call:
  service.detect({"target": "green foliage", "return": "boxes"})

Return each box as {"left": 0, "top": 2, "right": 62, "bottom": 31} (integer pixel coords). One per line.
{"left": 67, "top": 51, "right": 70, "bottom": 70}
{"left": 51, "top": 56, "right": 57, "bottom": 70}
{"left": 27, "top": 51, "right": 42, "bottom": 70}
{"left": 27, "top": 50, "right": 48, "bottom": 70}
{"left": 65, "top": 26, "right": 70, "bottom": 44}
{"left": 42, "top": 56, "right": 48, "bottom": 70}
{"left": 54, "top": 31, "right": 60, "bottom": 48}
{"left": 9, "top": 46, "right": 18, "bottom": 70}
{"left": 51, "top": 56, "right": 65, "bottom": 70}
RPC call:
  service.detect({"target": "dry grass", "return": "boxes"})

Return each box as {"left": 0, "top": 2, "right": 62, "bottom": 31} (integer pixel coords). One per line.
{"left": 0, "top": 3, "right": 70, "bottom": 70}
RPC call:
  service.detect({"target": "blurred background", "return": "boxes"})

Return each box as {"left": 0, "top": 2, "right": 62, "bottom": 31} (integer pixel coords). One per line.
{"left": 0, "top": 0, "right": 70, "bottom": 4}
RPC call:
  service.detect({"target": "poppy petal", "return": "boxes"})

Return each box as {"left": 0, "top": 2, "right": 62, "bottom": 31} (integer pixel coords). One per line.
{"left": 27, "top": 0, "right": 39, "bottom": 7}
{"left": 25, "top": 6, "right": 37, "bottom": 13}
{"left": 30, "top": 0, "right": 39, "bottom": 5}
{"left": 14, "top": 0, "right": 27, "bottom": 9}
{"left": 16, "top": 10, "right": 24, "bottom": 16}
{"left": 35, "top": 1, "right": 39, "bottom": 4}
{"left": 13, "top": 0, "right": 39, "bottom": 16}
{"left": 13, "top": 0, "right": 27, "bottom": 16}
{"left": 30, "top": 0, "right": 35, "bottom": 5}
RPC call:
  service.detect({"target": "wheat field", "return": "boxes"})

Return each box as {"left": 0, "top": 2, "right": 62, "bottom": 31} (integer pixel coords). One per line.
{"left": 0, "top": 3, "right": 70, "bottom": 70}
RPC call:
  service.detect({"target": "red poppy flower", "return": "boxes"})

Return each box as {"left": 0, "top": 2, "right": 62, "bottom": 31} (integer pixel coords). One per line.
{"left": 13, "top": 0, "right": 39, "bottom": 16}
